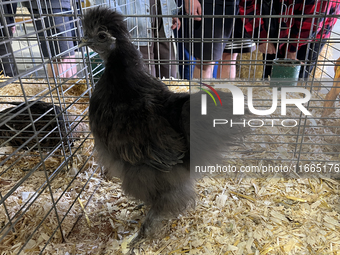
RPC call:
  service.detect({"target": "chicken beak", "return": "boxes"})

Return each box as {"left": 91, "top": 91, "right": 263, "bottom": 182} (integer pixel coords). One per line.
{"left": 78, "top": 36, "right": 92, "bottom": 48}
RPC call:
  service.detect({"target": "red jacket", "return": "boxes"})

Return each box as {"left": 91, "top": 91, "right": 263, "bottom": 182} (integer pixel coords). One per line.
{"left": 239, "top": 0, "right": 340, "bottom": 52}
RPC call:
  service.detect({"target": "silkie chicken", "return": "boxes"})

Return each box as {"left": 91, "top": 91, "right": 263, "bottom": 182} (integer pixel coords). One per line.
{"left": 80, "top": 7, "right": 248, "bottom": 249}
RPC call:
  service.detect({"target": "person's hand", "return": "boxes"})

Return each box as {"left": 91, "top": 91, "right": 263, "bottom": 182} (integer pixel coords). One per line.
{"left": 258, "top": 43, "right": 276, "bottom": 54}
{"left": 184, "top": 0, "right": 202, "bottom": 21}
{"left": 171, "top": 17, "right": 181, "bottom": 30}
{"left": 286, "top": 51, "right": 297, "bottom": 60}
{"left": 11, "top": 25, "right": 16, "bottom": 35}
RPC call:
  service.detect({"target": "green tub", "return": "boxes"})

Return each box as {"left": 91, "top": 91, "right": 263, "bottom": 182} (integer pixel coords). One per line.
{"left": 270, "top": 58, "right": 301, "bottom": 87}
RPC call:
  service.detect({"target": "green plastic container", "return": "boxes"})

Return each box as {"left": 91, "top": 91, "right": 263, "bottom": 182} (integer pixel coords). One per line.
{"left": 270, "top": 58, "right": 301, "bottom": 87}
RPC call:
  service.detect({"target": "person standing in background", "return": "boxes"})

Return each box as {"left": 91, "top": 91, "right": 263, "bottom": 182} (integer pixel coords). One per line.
{"left": 23, "top": 0, "right": 78, "bottom": 78}
{"left": 239, "top": 0, "right": 340, "bottom": 79}
{"left": 117, "top": 0, "right": 181, "bottom": 78}
{"left": 183, "top": 0, "right": 240, "bottom": 79}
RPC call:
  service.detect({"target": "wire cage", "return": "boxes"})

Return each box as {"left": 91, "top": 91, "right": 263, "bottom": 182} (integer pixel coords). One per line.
{"left": 1, "top": 0, "right": 340, "bottom": 254}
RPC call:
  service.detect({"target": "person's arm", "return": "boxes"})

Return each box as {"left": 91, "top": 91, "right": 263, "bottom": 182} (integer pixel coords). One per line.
{"left": 168, "top": 0, "right": 182, "bottom": 30}
{"left": 171, "top": 17, "right": 181, "bottom": 30}
{"left": 184, "top": 0, "right": 201, "bottom": 21}
{"left": 240, "top": 0, "right": 275, "bottom": 54}
{"left": 258, "top": 42, "right": 276, "bottom": 54}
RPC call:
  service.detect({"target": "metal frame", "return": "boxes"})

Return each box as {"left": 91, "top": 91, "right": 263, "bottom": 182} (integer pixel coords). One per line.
{"left": 0, "top": 0, "right": 339, "bottom": 253}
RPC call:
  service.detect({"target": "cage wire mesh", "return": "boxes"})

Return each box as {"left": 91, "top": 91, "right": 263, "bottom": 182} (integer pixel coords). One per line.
{"left": 0, "top": 0, "right": 95, "bottom": 253}
{"left": 0, "top": 0, "right": 340, "bottom": 254}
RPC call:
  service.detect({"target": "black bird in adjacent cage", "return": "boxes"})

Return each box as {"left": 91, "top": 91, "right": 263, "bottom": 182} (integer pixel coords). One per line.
{"left": 0, "top": 101, "right": 87, "bottom": 150}
{"left": 80, "top": 7, "right": 248, "bottom": 249}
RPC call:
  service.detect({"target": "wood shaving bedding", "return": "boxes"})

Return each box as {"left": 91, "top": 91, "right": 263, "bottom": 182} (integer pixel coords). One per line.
{"left": 1, "top": 74, "right": 339, "bottom": 254}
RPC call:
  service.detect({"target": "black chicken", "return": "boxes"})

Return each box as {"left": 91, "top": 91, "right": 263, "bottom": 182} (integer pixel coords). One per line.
{"left": 80, "top": 8, "right": 248, "bottom": 248}
{"left": 0, "top": 101, "right": 86, "bottom": 150}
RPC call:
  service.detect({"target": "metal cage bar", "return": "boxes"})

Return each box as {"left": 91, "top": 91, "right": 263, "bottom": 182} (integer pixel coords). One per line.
{"left": 0, "top": 0, "right": 340, "bottom": 253}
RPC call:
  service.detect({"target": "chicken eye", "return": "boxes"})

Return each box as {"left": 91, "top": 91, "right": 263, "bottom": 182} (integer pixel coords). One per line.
{"left": 98, "top": 32, "right": 107, "bottom": 41}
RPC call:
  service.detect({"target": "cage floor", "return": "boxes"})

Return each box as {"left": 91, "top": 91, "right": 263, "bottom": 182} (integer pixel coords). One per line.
{"left": 1, "top": 79, "right": 340, "bottom": 254}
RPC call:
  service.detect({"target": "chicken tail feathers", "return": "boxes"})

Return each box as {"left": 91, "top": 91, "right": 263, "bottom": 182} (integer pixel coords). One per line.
{"left": 185, "top": 91, "right": 250, "bottom": 176}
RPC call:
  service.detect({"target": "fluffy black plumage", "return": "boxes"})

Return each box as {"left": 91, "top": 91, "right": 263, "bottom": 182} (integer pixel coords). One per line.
{"left": 81, "top": 7, "right": 248, "bottom": 247}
